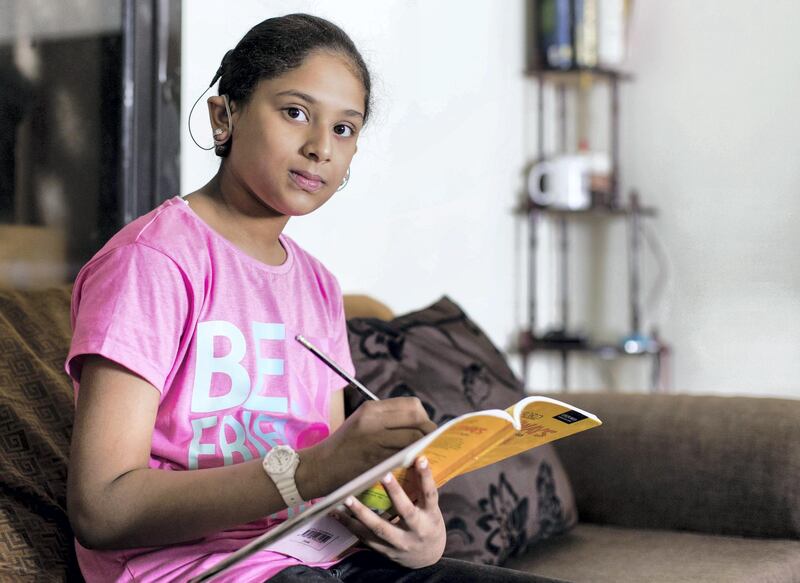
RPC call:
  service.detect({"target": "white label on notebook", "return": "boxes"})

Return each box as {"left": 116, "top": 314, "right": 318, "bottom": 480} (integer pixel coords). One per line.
{"left": 265, "top": 515, "right": 358, "bottom": 563}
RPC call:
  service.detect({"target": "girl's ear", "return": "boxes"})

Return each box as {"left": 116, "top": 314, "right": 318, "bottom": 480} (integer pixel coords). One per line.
{"left": 207, "top": 95, "right": 236, "bottom": 157}
{"left": 206, "top": 95, "right": 233, "bottom": 143}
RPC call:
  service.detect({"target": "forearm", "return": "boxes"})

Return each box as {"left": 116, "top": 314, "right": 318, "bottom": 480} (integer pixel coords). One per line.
{"left": 70, "top": 446, "right": 332, "bottom": 550}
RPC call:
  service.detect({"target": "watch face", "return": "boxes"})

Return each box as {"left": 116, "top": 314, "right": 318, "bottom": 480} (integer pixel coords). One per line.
{"left": 267, "top": 446, "right": 294, "bottom": 474}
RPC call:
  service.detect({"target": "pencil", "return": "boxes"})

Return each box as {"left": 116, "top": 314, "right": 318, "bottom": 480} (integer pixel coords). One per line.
{"left": 295, "top": 335, "right": 380, "bottom": 401}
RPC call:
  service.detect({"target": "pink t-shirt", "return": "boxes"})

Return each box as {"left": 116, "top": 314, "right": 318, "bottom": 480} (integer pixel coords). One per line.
{"left": 66, "top": 196, "right": 357, "bottom": 582}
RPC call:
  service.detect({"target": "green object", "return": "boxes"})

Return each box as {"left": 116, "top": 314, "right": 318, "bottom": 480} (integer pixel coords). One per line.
{"left": 357, "top": 484, "right": 394, "bottom": 512}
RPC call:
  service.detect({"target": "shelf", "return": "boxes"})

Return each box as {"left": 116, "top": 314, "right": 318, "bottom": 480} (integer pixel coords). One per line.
{"left": 519, "top": 54, "right": 668, "bottom": 393}
{"left": 516, "top": 329, "right": 665, "bottom": 359}
{"left": 524, "top": 67, "right": 634, "bottom": 83}
{"left": 514, "top": 198, "right": 658, "bottom": 218}
{"left": 520, "top": 337, "right": 591, "bottom": 353}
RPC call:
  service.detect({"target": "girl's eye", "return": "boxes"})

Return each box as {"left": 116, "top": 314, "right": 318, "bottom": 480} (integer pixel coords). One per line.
{"left": 285, "top": 107, "right": 308, "bottom": 122}
{"left": 285, "top": 108, "right": 354, "bottom": 137}
{"left": 334, "top": 124, "right": 354, "bottom": 138}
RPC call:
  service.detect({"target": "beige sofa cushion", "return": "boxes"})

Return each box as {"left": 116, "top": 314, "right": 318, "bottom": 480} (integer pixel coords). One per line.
{"left": 506, "top": 523, "right": 800, "bottom": 583}
{"left": 554, "top": 393, "right": 800, "bottom": 539}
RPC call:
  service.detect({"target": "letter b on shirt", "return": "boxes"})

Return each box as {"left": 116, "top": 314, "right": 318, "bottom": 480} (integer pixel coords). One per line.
{"left": 191, "top": 320, "right": 287, "bottom": 413}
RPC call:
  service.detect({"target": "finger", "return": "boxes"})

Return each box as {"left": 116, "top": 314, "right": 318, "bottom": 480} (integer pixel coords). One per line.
{"left": 379, "top": 471, "right": 419, "bottom": 526}
{"left": 342, "top": 495, "right": 403, "bottom": 547}
{"left": 413, "top": 455, "right": 439, "bottom": 510}
{"left": 380, "top": 396, "right": 424, "bottom": 412}
{"left": 330, "top": 510, "right": 396, "bottom": 555}
{"left": 420, "top": 418, "right": 437, "bottom": 434}
{"left": 379, "top": 398, "right": 436, "bottom": 432}
{"left": 381, "top": 410, "right": 432, "bottom": 432}
{"left": 331, "top": 509, "right": 376, "bottom": 542}
{"left": 376, "top": 428, "right": 427, "bottom": 450}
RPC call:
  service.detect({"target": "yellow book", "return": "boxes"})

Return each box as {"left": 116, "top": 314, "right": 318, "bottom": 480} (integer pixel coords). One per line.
{"left": 357, "top": 396, "right": 601, "bottom": 511}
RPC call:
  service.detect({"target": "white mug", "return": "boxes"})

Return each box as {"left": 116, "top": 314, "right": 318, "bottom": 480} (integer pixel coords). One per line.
{"left": 527, "top": 155, "right": 591, "bottom": 210}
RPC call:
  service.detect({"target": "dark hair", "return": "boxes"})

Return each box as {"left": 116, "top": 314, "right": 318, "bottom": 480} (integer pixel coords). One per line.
{"left": 215, "top": 13, "right": 372, "bottom": 157}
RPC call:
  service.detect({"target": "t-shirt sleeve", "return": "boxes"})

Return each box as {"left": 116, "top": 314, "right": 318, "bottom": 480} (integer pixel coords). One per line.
{"left": 66, "top": 243, "right": 191, "bottom": 393}
{"left": 328, "top": 278, "right": 356, "bottom": 393}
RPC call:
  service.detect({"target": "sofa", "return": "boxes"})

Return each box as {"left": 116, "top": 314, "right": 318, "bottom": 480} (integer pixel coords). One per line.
{"left": 1, "top": 285, "right": 799, "bottom": 582}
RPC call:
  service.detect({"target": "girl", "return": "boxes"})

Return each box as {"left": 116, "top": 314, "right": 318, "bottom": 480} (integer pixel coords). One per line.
{"left": 66, "top": 13, "right": 562, "bottom": 583}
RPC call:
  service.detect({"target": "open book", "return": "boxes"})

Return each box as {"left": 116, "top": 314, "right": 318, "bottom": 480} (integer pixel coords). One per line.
{"left": 190, "top": 396, "right": 601, "bottom": 582}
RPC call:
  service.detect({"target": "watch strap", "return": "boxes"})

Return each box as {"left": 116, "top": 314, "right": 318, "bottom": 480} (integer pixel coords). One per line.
{"left": 273, "top": 472, "right": 304, "bottom": 507}
{"left": 262, "top": 449, "right": 304, "bottom": 508}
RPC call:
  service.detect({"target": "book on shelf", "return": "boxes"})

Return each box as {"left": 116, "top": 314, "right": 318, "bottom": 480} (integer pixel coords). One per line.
{"left": 530, "top": 0, "right": 633, "bottom": 73}
{"left": 574, "top": 0, "right": 599, "bottom": 69}
{"left": 191, "top": 395, "right": 602, "bottom": 582}
{"left": 597, "top": 0, "right": 631, "bottom": 69}
{"left": 536, "top": 0, "right": 574, "bottom": 70}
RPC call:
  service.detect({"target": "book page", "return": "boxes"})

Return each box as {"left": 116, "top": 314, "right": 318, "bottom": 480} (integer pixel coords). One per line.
{"left": 456, "top": 398, "right": 602, "bottom": 474}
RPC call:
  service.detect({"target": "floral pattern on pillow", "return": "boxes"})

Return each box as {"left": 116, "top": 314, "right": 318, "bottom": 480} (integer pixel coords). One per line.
{"left": 346, "top": 296, "right": 578, "bottom": 566}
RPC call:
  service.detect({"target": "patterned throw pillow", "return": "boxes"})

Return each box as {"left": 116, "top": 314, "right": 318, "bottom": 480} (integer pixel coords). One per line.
{"left": 345, "top": 296, "right": 578, "bottom": 566}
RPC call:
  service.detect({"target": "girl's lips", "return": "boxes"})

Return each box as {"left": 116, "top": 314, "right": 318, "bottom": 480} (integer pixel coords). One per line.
{"left": 289, "top": 170, "right": 324, "bottom": 193}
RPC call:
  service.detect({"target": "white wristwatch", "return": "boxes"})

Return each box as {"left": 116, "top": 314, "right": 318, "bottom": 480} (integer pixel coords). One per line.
{"left": 262, "top": 445, "right": 304, "bottom": 508}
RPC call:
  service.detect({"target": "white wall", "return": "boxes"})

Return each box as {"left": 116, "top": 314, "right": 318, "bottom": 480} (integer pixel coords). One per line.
{"left": 618, "top": 0, "right": 800, "bottom": 398}
{"left": 181, "top": 0, "right": 528, "bottom": 373}
{"left": 182, "top": 1, "right": 800, "bottom": 399}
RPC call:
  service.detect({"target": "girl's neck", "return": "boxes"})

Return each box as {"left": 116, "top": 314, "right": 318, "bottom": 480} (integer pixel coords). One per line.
{"left": 188, "top": 169, "right": 290, "bottom": 266}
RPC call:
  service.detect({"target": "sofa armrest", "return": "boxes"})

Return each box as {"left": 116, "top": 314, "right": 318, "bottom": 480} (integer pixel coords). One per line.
{"left": 553, "top": 393, "right": 800, "bottom": 539}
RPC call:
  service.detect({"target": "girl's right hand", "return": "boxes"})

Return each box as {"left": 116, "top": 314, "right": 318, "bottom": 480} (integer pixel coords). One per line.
{"left": 303, "top": 397, "right": 437, "bottom": 495}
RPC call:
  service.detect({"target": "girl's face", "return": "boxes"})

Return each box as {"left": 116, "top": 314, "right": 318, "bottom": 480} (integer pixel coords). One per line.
{"left": 223, "top": 51, "right": 366, "bottom": 216}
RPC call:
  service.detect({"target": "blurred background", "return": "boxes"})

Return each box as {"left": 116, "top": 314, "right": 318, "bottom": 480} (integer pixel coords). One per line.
{"left": 1, "top": 0, "right": 798, "bottom": 399}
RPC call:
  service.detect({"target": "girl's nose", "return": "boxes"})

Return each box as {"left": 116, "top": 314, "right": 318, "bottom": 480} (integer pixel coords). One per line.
{"left": 302, "top": 127, "right": 332, "bottom": 162}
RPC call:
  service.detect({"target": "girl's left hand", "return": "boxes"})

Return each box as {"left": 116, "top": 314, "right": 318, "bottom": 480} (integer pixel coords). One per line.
{"left": 331, "top": 455, "right": 446, "bottom": 569}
